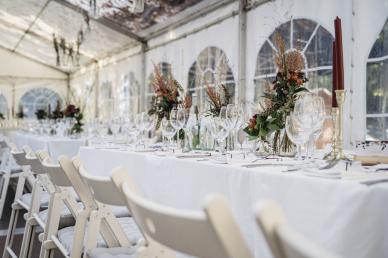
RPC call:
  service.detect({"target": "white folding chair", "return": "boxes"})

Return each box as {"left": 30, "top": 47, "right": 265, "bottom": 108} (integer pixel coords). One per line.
{"left": 77, "top": 164, "right": 143, "bottom": 256}
{"left": 38, "top": 156, "right": 85, "bottom": 258}
{"left": 39, "top": 156, "right": 141, "bottom": 258}
{"left": 100, "top": 167, "right": 253, "bottom": 258}
{"left": 255, "top": 200, "right": 342, "bottom": 258}
{"left": 0, "top": 141, "right": 23, "bottom": 220}
{"left": 3, "top": 146, "right": 51, "bottom": 258}
{"left": 18, "top": 151, "right": 78, "bottom": 258}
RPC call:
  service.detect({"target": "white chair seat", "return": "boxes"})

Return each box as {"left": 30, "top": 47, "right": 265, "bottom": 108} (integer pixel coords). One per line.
{"left": 10, "top": 166, "right": 22, "bottom": 173}
{"left": 20, "top": 192, "right": 50, "bottom": 207}
{"left": 57, "top": 217, "right": 143, "bottom": 254}
{"left": 110, "top": 205, "right": 130, "bottom": 218}
{"left": 87, "top": 247, "right": 137, "bottom": 258}
{"left": 38, "top": 202, "right": 85, "bottom": 228}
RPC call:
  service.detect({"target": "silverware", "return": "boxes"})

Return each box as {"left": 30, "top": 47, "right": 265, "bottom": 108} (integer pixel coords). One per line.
{"left": 319, "top": 160, "right": 340, "bottom": 170}
{"left": 176, "top": 153, "right": 211, "bottom": 159}
{"left": 375, "top": 167, "right": 388, "bottom": 172}
{"left": 361, "top": 178, "right": 388, "bottom": 185}
{"left": 241, "top": 163, "right": 294, "bottom": 168}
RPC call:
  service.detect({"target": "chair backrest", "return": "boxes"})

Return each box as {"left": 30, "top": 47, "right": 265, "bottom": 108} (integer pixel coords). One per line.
{"left": 255, "top": 201, "right": 341, "bottom": 258}
{"left": 58, "top": 155, "right": 97, "bottom": 209}
{"left": 41, "top": 157, "right": 73, "bottom": 187}
{"left": 12, "top": 149, "right": 29, "bottom": 166}
{"left": 26, "top": 150, "right": 47, "bottom": 174}
{"left": 0, "top": 140, "right": 8, "bottom": 148}
{"left": 114, "top": 167, "right": 252, "bottom": 258}
{"left": 79, "top": 165, "right": 126, "bottom": 207}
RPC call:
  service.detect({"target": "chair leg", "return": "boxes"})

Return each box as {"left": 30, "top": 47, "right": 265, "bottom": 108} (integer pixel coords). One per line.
{"left": 2, "top": 207, "right": 20, "bottom": 258}
{"left": 0, "top": 173, "right": 10, "bottom": 220}
{"left": 26, "top": 226, "right": 36, "bottom": 258}
{"left": 19, "top": 217, "right": 37, "bottom": 258}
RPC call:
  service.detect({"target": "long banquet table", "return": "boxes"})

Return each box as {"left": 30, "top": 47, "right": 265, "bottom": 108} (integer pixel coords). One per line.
{"left": 9, "top": 131, "right": 86, "bottom": 161}
{"left": 79, "top": 146, "right": 388, "bottom": 258}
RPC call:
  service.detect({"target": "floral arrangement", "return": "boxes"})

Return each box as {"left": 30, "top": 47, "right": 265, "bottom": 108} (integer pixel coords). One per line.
{"left": 16, "top": 105, "right": 24, "bottom": 119}
{"left": 205, "top": 84, "right": 231, "bottom": 116}
{"left": 244, "top": 35, "right": 308, "bottom": 153}
{"left": 63, "top": 104, "right": 84, "bottom": 134}
{"left": 50, "top": 100, "right": 64, "bottom": 120}
{"left": 148, "top": 64, "right": 183, "bottom": 129}
{"left": 35, "top": 109, "right": 48, "bottom": 120}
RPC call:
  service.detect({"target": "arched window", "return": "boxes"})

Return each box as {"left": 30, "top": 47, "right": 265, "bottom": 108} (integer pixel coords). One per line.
{"left": 146, "top": 62, "right": 172, "bottom": 110}
{"left": 19, "top": 88, "right": 62, "bottom": 118}
{"left": 100, "top": 80, "right": 114, "bottom": 119}
{"left": 0, "top": 95, "right": 8, "bottom": 117}
{"left": 188, "top": 47, "right": 235, "bottom": 110}
{"left": 254, "top": 18, "right": 334, "bottom": 103}
{"left": 366, "top": 19, "right": 388, "bottom": 140}
{"left": 119, "top": 72, "right": 140, "bottom": 115}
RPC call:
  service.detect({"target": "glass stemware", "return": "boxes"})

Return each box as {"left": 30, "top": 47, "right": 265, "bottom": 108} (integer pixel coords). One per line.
{"left": 294, "top": 94, "right": 326, "bottom": 158}
{"left": 209, "top": 116, "right": 230, "bottom": 157}
{"left": 161, "top": 118, "right": 177, "bottom": 151}
{"left": 285, "top": 113, "right": 312, "bottom": 160}
{"left": 170, "top": 107, "right": 186, "bottom": 149}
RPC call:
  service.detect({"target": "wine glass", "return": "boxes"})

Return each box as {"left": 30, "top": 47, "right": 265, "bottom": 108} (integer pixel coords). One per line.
{"left": 161, "top": 118, "right": 177, "bottom": 151}
{"left": 209, "top": 116, "right": 230, "bottom": 156}
{"left": 170, "top": 107, "right": 186, "bottom": 149}
{"left": 285, "top": 113, "right": 312, "bottom": 160}
{"left": 294, "top": 94, "right": 326, "bottom": 158}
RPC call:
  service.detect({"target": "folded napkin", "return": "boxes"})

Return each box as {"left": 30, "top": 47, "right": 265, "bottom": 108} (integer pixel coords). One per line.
{"left": 342, "top": 170, "right": 388, "bottom": 185}
{"left": 176, "top": 153, "right": 211, "bottom": 159}
{"left": 353, "top": 155, "right": 388, "bottom": 166}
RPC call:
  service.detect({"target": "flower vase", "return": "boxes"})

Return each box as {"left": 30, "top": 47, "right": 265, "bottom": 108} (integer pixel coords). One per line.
{"left": 271, "top": 129, "right": 295, "bottom": 157}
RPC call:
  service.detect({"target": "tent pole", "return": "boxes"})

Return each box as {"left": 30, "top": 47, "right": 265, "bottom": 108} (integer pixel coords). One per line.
{"left": 140, "top": 43, "right": 147, "bottom": 112}
{"left": 238, "top": 0, "right": 247, "bottom": 104}
{"left": 94, "top": 63, "right": 100, "bottom": 119}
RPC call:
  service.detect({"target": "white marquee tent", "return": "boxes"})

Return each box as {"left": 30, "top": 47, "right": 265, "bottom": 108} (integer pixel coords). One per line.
{"left": 0, "top": 0, "right": 387, "bottom": 145}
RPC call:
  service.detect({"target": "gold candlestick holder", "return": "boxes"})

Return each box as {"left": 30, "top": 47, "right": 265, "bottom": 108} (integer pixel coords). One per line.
{"left": 335, "top": 89, "right": 346, "bottom": 159}
{"left": 324, "top": 107, "right": 339, "bottom": 160}
{"left": 324, "top": 89, "right": 347, "bottom": 160}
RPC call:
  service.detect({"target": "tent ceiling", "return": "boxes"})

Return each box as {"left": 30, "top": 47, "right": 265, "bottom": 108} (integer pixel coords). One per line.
{"left": 0, "top": 0, "right": 215, "bottom": 73}
{"left": 65, "top": 0, "right": 203, "bottom": 33}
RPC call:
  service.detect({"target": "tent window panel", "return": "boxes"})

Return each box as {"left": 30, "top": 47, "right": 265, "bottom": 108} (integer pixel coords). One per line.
{"left": 293, "top": 18, "right": 317, "bottom": 50}
{"left": 367, "top": 117, "right": 388, "bottom": 141}
{"left": 366, "top": 19, "right": 388, "bottom": 140}
{"left": 187, "top": 47, "right": 236, "bottom": 110}
{"left": 367, "top": 60, "right": 388, "bottom": 115}
{"left": 256, "top": 41, "right": 277, "bottom": 76}
{"left": 254, "top": 77, "right": 274, "bottom": 102}
{"left": 254, "top": 19, "right": 334, "bottom": 103}
{"left": 369, "top": 20, "right": 388, "bottom": 59}
{"left": 269, "top": 21, "right": 290, "bottom": 49}
{"left": 307, "top": 69, "right": 332, "bottom": 92}
{"left": 119, "top": 72, "right": 139, "bottom": 115}
{"left": 304, "top": 26, "right": 333, "bottom": 68}
{"left": 0, "top": 95, "right": 8, "bottom": 117}
{"left": 19, "top": 88, "right": 62, "bottom": 118}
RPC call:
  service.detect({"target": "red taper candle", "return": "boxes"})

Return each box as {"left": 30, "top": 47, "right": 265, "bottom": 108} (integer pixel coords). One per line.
{"left": 334, "top": 16, "right": 344, "bottom": 90}
{"left": 332, "top": 41, "right": 338, "bottom": 108}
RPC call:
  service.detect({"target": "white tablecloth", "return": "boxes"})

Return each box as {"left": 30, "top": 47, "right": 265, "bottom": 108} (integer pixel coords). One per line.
{"left": 10, "top": 131, "right": 86, "bottom": 161}
{"left": 79, "top": 147, "right": 388, "bottom": 258}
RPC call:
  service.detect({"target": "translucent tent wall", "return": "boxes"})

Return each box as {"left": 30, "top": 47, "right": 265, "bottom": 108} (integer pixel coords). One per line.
{"left": 0, "top": 0, "right": 387, "bottom": 147}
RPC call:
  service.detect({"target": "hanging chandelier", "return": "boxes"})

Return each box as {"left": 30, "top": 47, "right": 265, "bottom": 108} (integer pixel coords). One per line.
{"left": 52, "top": 29, "right": 84, "bottom": 69}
